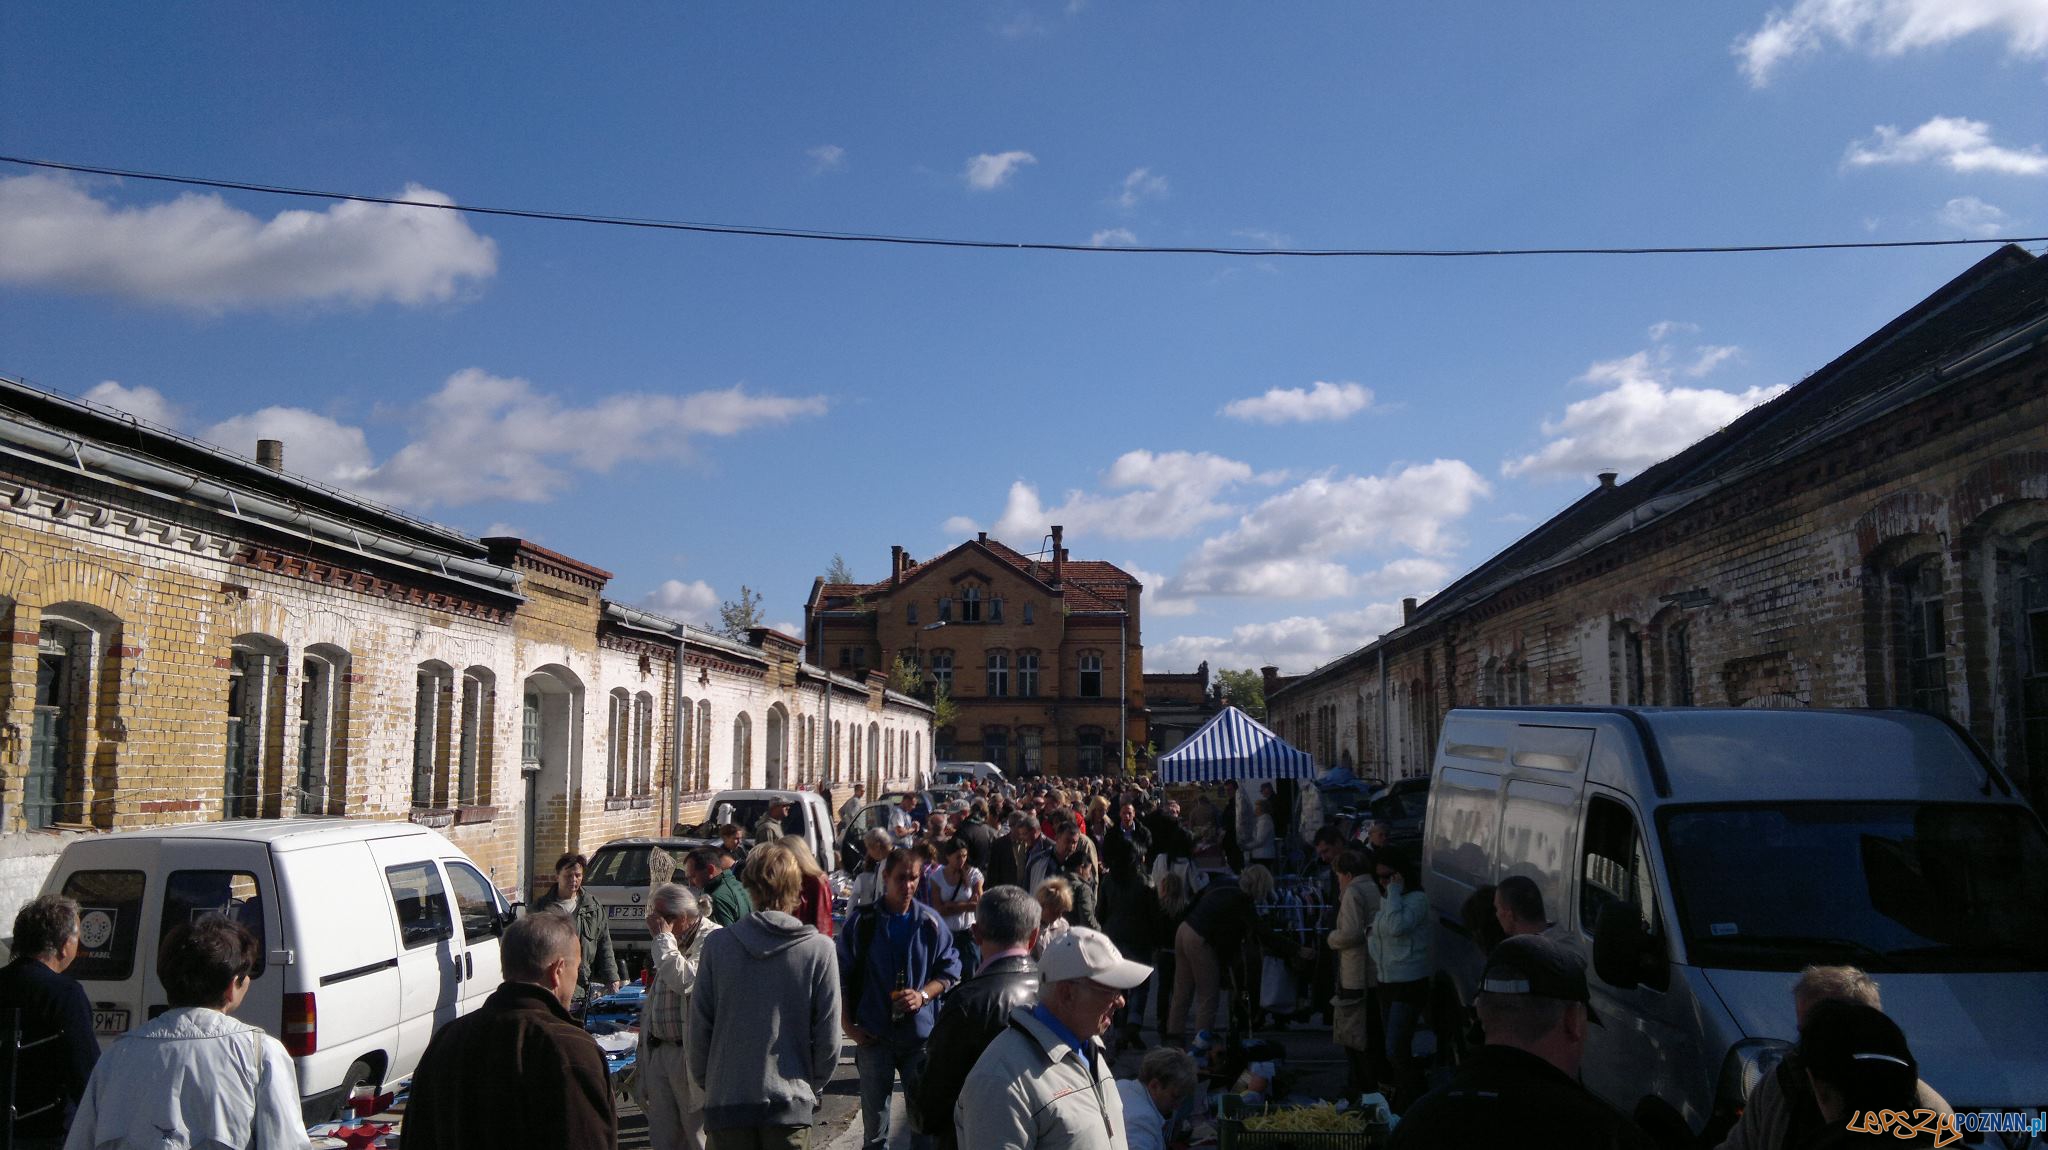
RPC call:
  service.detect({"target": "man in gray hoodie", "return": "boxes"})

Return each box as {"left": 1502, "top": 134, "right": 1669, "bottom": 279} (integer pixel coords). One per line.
{"left": 690, "top": 841, "right": 843, "bottom": 1150}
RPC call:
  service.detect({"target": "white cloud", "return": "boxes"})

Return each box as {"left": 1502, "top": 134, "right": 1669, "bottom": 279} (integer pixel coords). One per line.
{"left": 1737, "top": 0, "right": 2048, "bottom": 85}
{"left": 1937, "top": 195, "right": 2011, "bottom": 236}
{"left": 991, "top": 450, "right": 1274, "bottom": 542}
{"left": 1090, "top": 228, "right": 1139, "bottom": 248}
{"left": 1846, "top": 116, "right": 2048, "bottom": 175}
{"left": 1175, "top": 461, "right": 1488, "bottom": 598}
{"left": 198, "top": 368, "right": 826, "bottom": 509}
{"left": 642, "top": 579, "right": 720, "bottom": 627}
{"left": 808, "top": 144, "right": 847, "bottom": 174}
{"left": 1122, "top": 564, "right": 1199, "bottom": 617}
{"left": 1685, "top": 345, "right": 1742, "bottom": 377}
{"left": 1115, "top": 167, "right": 1168, "bottom": 209}
{"left": 204, "top": 407, "right": 377, "bottom": 489}
{"left": 0, "top": 173, "right": 497, "bottom": 311}
{"left": 1151, "top": 602, "right": 1409, "bottom": 674}
{"left": 964, "top": 151, "right": 1038, "bottom": 191}
{"left": 1221, "top": 380, "right": 1375, "bottom": 424}
{"left": 767, "top": 619, "right": 802, "bottom": 639}
{"left": 84, "top": 380, "right": 184, "bottom": 427}
{"left": 1503, "top": 351, "right": 1788, "bottom": 481}
{"left": 1647, "top": 320, "right": 1700, "bottom": 342}
{"left": 942, "top": 515, "right": 982, "bottom": 536}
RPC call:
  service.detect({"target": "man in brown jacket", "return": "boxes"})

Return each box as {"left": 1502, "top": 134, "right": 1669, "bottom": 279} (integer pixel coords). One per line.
{"left": 402, "top": 910, "right": 617, "bottom": 1150}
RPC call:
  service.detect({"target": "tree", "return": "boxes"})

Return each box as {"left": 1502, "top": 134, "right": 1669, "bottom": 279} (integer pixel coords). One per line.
{"left": 717, "top": 585, "right": 763, "bottom": 639}
{"left": 1213, "top": 667, "right": 1266, "bottom": 719}
{"left": 888, "top": 655, "right": 923, "bottom": 696}
{"left": 824, "top": 553, "right": 857, "bottom": 584}
{"left": 929, "top": 682, "right": 959, "bottom": 732}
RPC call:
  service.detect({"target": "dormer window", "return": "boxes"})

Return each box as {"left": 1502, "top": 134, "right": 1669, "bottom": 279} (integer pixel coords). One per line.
{"left": 961, "top": 585, "right": 983, "bottom": 623}
{"left": 939, "top": 596, "right": 953, "bottom": 622}
{"left": 908, "top": 603, "right": 919, "bottom": 625}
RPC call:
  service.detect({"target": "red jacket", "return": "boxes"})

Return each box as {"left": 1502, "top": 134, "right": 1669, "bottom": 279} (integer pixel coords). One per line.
{"left": 795, "top": 873, "right": 836, "bottom": 936}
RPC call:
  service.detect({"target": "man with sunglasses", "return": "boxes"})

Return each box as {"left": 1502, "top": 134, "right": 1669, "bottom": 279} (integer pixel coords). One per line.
{"left": 955, "top": 927, "right": 1152, "bottom": 1150}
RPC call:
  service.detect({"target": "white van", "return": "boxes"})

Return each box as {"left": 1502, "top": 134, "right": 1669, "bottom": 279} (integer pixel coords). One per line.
{"left": 41, "top": 818, "right": 513, "bottom": 1121}
{"left": 934, "top": 761, "right": 1005, "bottom": 789}
{"left": 1423, "top": 707, "right": 2048, "bottom": 1145}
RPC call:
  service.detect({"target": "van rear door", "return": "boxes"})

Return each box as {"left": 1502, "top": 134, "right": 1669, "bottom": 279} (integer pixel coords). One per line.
{"left": 155, "top": 839, "right": 284, "bottom": 1035}
{"left": 50, "top": 848, "right": 155, "bottom": 1044}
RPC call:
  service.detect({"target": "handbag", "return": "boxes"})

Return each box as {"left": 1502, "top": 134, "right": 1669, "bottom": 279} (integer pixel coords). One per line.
{"left": 1258, "top": 955, "right": 1296, "bottom": 1011}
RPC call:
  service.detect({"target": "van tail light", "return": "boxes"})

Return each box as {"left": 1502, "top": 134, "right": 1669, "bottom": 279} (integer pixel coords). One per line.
{"left": 282, "top": 993, "right": 317, "bottom": 1057}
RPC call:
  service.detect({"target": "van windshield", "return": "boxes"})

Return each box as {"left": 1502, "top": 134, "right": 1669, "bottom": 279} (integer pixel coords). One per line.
{"left": 1660, "top": 802, "right": 2048, "bottom": 973}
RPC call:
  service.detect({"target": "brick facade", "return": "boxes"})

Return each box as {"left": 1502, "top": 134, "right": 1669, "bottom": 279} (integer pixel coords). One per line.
{"left": 0, "top": 379, "right": 931, "bottom": 922}
{"left": 804, "top": 529, "right": 1146, "bottom": 777}
{"left": 1268, "top": 246, "right": 2048, "bottom": 816}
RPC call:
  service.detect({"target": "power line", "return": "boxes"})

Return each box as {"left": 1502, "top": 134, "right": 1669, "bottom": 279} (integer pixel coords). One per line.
{"left": 5, "top": 153, "right": 2047, "bottom": 260}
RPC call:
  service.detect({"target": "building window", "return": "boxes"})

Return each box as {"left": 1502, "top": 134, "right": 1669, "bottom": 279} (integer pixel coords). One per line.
{"left": 939, "top": 596, "right": 952, "bottom": 622}
{"left": 298, "top": 647, "right": 350, "bottom": 815}
{"left": 225, "top": 635, "right": 289, "bottom": 820}
{"left": 1023, "top": 603, "right": 1034, "bottom": 625}
{"left": 986, "top": 649, "right": 1010, "bottom": 697}
{"left": 868, "top": 723, "right": 882, "bottom": 783}
{"left": 733, "top": 712, "right": 754, "bottom": 788}
{"left": 853, "top": 647, "right": 868, "bottom": 670}
{"left": 30, "top": 618, "right": 101, "bottom": 830}
{"left": 1655, "top": 613, "right": 1693, "bottom": 707}
{"left": 1078, "top": 651, "right": 1103, "bottom": 698}
{"left": 907, "top": 603, "right": 919, "bottom": 625}
{"left": 679, "top": 696, "right": 695, "bottom": 793}
{"left": 1019, "top": 727, "right": 1042, "bottom": 776}
{"left": 930, "top": 650, "right": 954, "bottom": 693}
{"left": 522, "top": 692, "right": 543, "bottom": 767}
{"left": 766, "top": 706, "right": 788, "bottom": 789}
{"left": 606, "top": 689, "right": 631, "bottom": 799}
{"left": 1017, "top": 650, "right": 1039, "bottom": 697}
{"left": 1504, "top": 658, "right": 1530, "bottom": 706}
{"left": 935, "top": 727, "right": 956, "bottom": 762}
{"left": 1479, "top": 657, "right": 1500, "bottom": 707}
{"left": 1897, "top": 558, "right": 1948, "bottom": 715}
{"left": 983, "top": 727, "right": 1010, "bottom": 771}
{"left": 2008, "top": 538, "right": 2048, "bottom": 797}
{"left": 961, "top": 585, "right": 983, "bottom": 623}
{"left": 634, "top": 692, "right": 654, "bottom": 795}
{"left": 1076, "top": 727, "right": 1105, "bottom": 774}
{"left": 1611, "top": 621, "right": 1646, "bottom": 705}
{"left": 990, "top": 596, "right": 1005, "bottom": 624}
{"left": 413, "top": 663, "right": 454, "bottom": 809}
{"left": 847, "top": 719, "right": 859, "bottom": 784}
{"left": 839, "top": 648, "right": 852, "bottom": 668}
{"left": 696, "top": 700, "right": 713, "bottom": 791}
{"left": 458, "top": 668, "right": 494, "bottom": 808}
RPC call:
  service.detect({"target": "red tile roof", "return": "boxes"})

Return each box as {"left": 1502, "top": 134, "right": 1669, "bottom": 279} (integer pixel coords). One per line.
{"left": 813, "top": 535, "right": 1137, "bottom": 610}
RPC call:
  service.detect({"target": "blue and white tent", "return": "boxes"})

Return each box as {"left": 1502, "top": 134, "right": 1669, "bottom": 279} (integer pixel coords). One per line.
{"left": 1154, "top": 705, "right": 1316, "bottom": 782}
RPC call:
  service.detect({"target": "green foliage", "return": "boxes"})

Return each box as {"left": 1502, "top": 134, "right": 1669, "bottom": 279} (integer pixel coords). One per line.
{"left": 1213, "top": 667, "right": 1267, "bottom": 719}
{"left": 825, "top": 553, "right": 857, "bottom": 584}
{"left": 717, "top": 585, "right": 764, "bottom": 639}
{"left": 888, "top": 656, "right": 923, "bottom": 696}
{"left": 930, "top": 682, "right": 959, "bottom": 731}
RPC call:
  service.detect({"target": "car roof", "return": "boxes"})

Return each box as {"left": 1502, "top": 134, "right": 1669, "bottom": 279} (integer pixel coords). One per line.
{"left": 71, "top": 817, "right": 440, "bottom": 853}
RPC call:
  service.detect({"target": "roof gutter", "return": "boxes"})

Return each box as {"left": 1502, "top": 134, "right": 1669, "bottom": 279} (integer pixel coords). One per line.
{"left": 0, "top": 411, "right": 523, "bottom": 597}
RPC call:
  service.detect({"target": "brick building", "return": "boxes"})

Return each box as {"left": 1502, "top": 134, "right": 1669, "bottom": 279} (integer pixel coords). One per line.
{"left": 0, "top": 377, "right": 928, "bottom": 919}
{"left": 803, "top": 527, "right": 1145, "bottom": 776}
{"left": 1267, "top": 245, "right": 2048, "bottom": 815}
{"left": 1143, "top": 661, "right": 1220, "bottom": 757}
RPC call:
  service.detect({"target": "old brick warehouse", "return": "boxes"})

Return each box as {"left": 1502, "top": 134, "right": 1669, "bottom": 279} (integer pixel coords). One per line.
{"left": 1267, "top": 245, "right": 2048, "bottom": 816}
{"left": 0, "top": 378, "right": 929, "bottom": 921}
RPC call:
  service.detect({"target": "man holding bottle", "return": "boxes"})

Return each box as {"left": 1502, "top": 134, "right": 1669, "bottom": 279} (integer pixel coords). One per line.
{"left": 837, "top": 847, "right": 962, "bottom": 1150}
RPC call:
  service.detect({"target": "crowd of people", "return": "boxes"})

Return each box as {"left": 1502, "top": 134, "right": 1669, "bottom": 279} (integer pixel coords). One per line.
{"left": 0, "top": 771, "right": 1956, "bottom": 1150}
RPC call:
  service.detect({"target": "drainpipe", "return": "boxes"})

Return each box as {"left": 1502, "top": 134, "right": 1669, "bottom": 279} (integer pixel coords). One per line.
{"left": 1119, "top": 613, "right": 1128, "bottom": 777}
{"left": 669, "top": 630, "right": 685, "bottom": 834}
{"left": 1378, "top": 646, "right": 1388, "bottom": 782}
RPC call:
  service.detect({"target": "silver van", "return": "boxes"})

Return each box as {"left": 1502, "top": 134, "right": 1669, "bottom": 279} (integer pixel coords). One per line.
{"left": 1423, "top": 707, "right": 2048, "bottom": 1145}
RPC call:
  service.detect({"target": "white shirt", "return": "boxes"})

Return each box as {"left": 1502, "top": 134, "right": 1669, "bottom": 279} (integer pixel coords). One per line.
{"left": 926, "top": 866, "right": 983, "bottom": 931}
{"left": 65, "top": 1006, "right": 309, "bottom": 1150}
{"left": 1115, "top": 1080, "right": 1165, "bottom": 1150}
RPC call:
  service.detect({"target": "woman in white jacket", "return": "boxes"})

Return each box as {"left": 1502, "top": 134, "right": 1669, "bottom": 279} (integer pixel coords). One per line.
{"left": 1364, "top": 847, "right": 1432, "bottom": 1110}
{"left": 65, "top": 917, "right": 308, "bottom": 1150}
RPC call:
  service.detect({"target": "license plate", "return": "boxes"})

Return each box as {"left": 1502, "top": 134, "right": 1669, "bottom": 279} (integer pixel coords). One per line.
{"left": 92, "top": 1008, "right": 129, "bottom": 1036}
{"left": 607, "top": 904, "right": 644, "bottom": 920}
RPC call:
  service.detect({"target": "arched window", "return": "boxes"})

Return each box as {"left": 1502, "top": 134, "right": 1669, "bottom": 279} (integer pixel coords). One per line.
{"left": 766, "top": 706, "right": 788, "bottom": 789}
{"left": 868, "top": 723, "right": 881, "bottom": 788}
{"left": 847, "top": 719, "right": 860, "bottom": 785}
{"left": 1479, "top": 657, "right": 1501, "bottom": 707}
{"left": 1650, "top": 608, "right": 1693, "bottom": 707}
{"left": 299, "top": 645, "right": 351, "bottom": 816}
{"left": 607, "top": 688, "right": 633, "bottom": 799}
{"left": 226, "top": 634, "right": 289, "bottom": 820}
{"left": 678, "top": 696, "right": 695, "bottom": 794}
{"left": 459, "top": 667, "right": 496, "bottom": 808}
{"left": 1896, "top": 557, "right": 1949, "bottom": 715}
{"left": 1610, "top": 620, "right": 1646, "bottom": 705}
{"left": 1078, "top": 651, "right": 1104, "bottom": 698}
{"left": 733, "top": 712, "right": 754, "bottom": 789}
{"left": 695, "top": 700, "right": 712, "bottom": 792}
{"left": 633, "top": 691, "right": 655, "bottom": 796}
{"left": 413, "top": 661, "right": 455, "bottom": 809}
{"left": 1017, "top": 650, "right": 1040, "bottom": 697}
{"left": 30, "top": 606, "right": 118, "bottom": 830}
{"left": 986, "top": 649, "right": 1010, "bottom": 697}
{"left": 960, "top": 584, "right": 983, "bottom": 623}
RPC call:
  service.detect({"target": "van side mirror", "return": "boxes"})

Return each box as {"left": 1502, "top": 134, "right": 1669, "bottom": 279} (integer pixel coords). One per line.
{"left": 1592, "top": 902, "right": 1647, "bottom": 990}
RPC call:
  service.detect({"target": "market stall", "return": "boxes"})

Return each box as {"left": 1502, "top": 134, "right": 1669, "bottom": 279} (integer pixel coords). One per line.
{"left": 1154, "top": 706, "right": 1315, "bottom": 783}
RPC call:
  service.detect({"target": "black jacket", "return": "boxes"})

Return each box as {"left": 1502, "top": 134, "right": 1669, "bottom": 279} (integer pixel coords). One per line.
{"left": 957, "top": 817, "right": 999, "bottom": 873}
{"left": 401, "top": 982, "right": 618, "bottom": 1150}
{"left": 0, "top": 958, "right": 98, "bottom": 1139}
{"left": 1388, "top": 1045, "right": 1656, "bottom": 1150}
{"left": 913, "top": 953, "right": 1042, "bottom": 1147}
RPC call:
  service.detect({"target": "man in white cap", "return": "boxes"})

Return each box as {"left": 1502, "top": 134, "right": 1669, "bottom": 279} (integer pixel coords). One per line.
{"left": 955, "top": 926, "right": 1152, "bottom": 1150}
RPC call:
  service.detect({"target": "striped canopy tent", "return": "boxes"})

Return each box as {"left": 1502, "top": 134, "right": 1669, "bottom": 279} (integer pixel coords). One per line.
{"left": 1154, "top": 705, "right": 1316, "bottom": 782}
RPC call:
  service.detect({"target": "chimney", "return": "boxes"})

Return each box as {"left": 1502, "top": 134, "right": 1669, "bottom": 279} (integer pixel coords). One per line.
{"left": 1260, "top": 665, "right": 1280, "bottom": 701}
{"left": 978, "top": 531, "right": 987, "bottom": 544}
{"left": 1051, "top": 525, "right": 1064, "bottom": 584}
{"left": 890, "top": 545, "right": 904, "bottom": 587}
{"left": 256, "top": 439, "right": 284, "bottom": 472}
{"left": 1597, "top": 470, "right": 1618, "bottom": 488}
{"left": 1402, "top": 597, "right": 1417, "bottom": 624}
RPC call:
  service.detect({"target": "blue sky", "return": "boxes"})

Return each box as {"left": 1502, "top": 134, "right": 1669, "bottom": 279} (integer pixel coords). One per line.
{"left": 3, "top": 3, "right": 2046, "bottom": 673}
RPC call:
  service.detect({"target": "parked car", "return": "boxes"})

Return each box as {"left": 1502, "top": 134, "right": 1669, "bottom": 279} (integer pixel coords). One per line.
{"left": 580, "top": 835, "right": 710, "bottom": 976}
{"left": 1365, "top": 775, "right": 1429, "bottom": 849}
{"left": 40, "top": 818, "right": 513, "bottom": 1122}
{"left": 837, "top": 799, "right": 900, "bottom": 871}
{"left": 1422, "top": 706, "right": 2048, "bottom": 1144}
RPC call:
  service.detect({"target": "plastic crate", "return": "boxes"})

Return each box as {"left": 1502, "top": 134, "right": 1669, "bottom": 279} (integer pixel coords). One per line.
{"left": 1215, "top": 1096, "right": 1387, "bottom": 1150}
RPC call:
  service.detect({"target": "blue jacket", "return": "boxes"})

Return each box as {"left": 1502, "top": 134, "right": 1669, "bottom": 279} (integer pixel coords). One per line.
{"left": 837, "top": 898, "right": 962, "bottom": 1041}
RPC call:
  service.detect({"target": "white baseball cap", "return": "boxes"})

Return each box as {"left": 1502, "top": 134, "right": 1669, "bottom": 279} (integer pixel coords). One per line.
{"left": 1039, "top": 926, "right": 1153, "bottom": 990}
